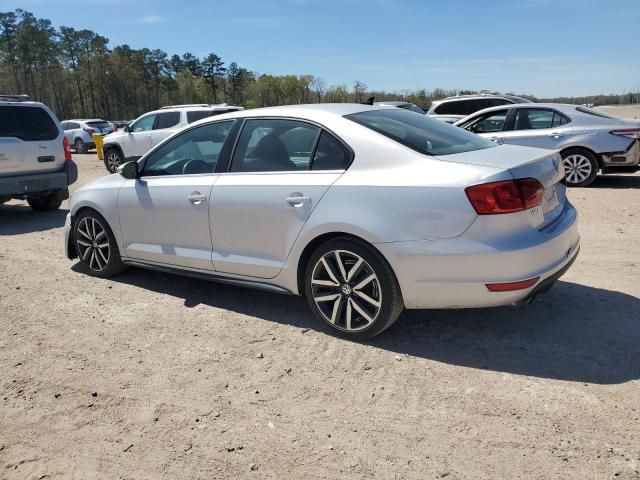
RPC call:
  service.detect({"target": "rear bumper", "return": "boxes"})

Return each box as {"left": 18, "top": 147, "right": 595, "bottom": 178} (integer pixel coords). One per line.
{"left": 0, "top": 160, "right": 77, "bottom": 197}
{"left": 602, "top": 139, "right": 640, "bottom": 167}
{"left": 379, "top": 201, "right": 580, "bottom": 309}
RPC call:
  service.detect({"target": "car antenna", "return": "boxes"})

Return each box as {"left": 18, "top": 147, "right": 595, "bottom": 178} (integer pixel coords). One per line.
{"left": 361, "top": 96, "right": 375, "bottom": 105}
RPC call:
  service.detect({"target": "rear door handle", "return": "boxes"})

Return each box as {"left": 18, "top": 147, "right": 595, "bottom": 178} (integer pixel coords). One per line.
{"left": 286, "top": 195, "right": 311, "bottom": 206}
{"left": 188, "top": 192, "right": 206, "bottom": 204}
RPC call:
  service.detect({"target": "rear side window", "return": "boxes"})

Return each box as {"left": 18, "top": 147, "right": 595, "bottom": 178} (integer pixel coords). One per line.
{"left": 187, "top": 110, "right": 216, "bottom": 124}
{"left": 434, "top": 101, "right": 459, "bottom": 115}
{"left": 0, "top": 106, "right": 58, "bottom": 141}
{"left": 513, "top": 109, "right": 570, "bottom": 130}
{"left": 311, "top": 131, "right": 352, "bottom": 170}
{"left": 458, "top": 99, "right": 490, "bottom": 116}
{"left": 155, "top": 111, "right": 180, "bottom": 130}
{"left": 347, "top": 108, "right": 495, "bottom": 156}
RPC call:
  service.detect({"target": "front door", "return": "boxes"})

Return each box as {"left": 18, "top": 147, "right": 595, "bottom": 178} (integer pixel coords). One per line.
{"left": 126, "top": 113, "right": 156, "bottom": 159}
{"left": 118, "top": 121, "right": 235, "bottom": 270}
{"left": 211, "top": 119, "right": 351, "bottom": 278}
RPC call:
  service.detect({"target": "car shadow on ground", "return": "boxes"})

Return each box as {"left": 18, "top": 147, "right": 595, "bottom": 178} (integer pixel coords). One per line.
{"left": 590, "top": 174, "right": 640, "bottom": 189}
{"left": 0, "top": 204, "right": 68, "bottom": 235}
{"left": 82, "top": 264, "right": 640, "bottom": 385}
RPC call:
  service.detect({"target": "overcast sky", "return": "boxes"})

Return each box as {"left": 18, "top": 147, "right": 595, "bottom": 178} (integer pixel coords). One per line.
{"left": 3, "top": 0, "right": 639, "bottom": 97}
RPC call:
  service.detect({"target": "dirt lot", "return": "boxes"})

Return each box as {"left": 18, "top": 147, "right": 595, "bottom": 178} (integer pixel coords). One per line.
{"left": 1, "top": 151, "right": 639, "bottom": 480}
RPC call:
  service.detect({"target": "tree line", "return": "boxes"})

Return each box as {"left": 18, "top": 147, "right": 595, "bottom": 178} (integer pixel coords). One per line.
{"left": 1, "top": 9, "right": 637, "bottom": 121}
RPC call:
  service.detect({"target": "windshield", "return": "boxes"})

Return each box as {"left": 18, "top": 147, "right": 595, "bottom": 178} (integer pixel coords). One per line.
{"left": 86, "top": 121, "right": 112, "bottom": 129}
{"left": 575, "top": 106, "right": 620, "bottom": 120}
{"left": 346, "top": 108, "right": 495, "bottom": 156}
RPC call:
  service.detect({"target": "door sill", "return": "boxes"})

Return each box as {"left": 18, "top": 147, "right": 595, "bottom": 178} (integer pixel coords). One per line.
{"left": 120, "top": 257, "right": 292, "bottom": 294}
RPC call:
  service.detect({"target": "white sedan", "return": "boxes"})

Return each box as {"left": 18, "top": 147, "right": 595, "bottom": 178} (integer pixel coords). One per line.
{"left": 65, "top": 104, "right": 579, "bottom": 339}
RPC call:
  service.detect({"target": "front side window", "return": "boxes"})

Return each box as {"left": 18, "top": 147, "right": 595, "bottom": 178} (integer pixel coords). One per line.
{"left": 460, "top": 110, "right": 509, "bottom": 133}
{"left": 0, "top": 106, "right": 58, "bottom": 141}
{"left": 230, "top": 119, "right": 320, "bottom": 172}
{"left": 142, "top": 121, "right": 233, "bottom": 177}
{"left": 346, "top": 108, "right": 495, "bottom": 156}
{"left": 154, "top": 111, "right": 180, "bottom": 130}
{"left": 513, "top": 108, "right": 570, "bottom": 130}
{"left": 131, "top": 114, "right": 156, "bottom": 132}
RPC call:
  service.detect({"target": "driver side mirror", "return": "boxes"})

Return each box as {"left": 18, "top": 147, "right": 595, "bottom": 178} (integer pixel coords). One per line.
{"left": 123, "top": 124, "right": 131, "bottom": 133}
{"left": 118, "top": 161, "right": 139, "bottom": 179}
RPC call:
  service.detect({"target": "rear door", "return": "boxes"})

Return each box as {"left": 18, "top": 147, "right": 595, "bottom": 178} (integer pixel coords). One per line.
{"left": 0, "top": 104, "right": 63, "bottom": 177}
{"left": 210, "top": 119, "right": 351, "bottom": 278}
{"left": 499, "top": 108, "right": 571, "bottom": 150}
{"left": 149, "top": 111, "right": 182, "bottom": 149}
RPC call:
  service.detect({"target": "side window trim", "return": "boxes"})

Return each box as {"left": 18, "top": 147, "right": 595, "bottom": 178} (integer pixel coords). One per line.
{"left": 220, "top": 117, "right": 354, "bottom": 174}
{"left": 139, "top": 119, "right": 237, "bottom": 177}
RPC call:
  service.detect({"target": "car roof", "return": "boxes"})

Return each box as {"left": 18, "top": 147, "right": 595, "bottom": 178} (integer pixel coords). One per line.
{"left": 188, "top": 103, "right": 397, "bottom": 127}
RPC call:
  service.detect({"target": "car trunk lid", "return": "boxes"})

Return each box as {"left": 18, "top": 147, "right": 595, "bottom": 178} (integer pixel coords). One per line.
{"left": 437, "top": 144, "right": 566, "bottom": 229}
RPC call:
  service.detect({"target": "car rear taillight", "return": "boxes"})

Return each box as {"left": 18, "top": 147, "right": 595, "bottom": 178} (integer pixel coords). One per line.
{"left": 84, "top": 127, "right": 94, "bottom": 135}
{"left": 63, "top": 136, "right": 72, "bottom": 161}
{"left": 465, "top": 178, "right": 544, "bottom": 215}
{"left": 610, "top": 128, "right": 640, "bottom": 139}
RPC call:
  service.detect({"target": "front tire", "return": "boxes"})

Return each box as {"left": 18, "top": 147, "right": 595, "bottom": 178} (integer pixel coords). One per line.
{"left": 74, "top": 138, "right": 88, "bottom": 154}
{"left": 304, "top": 238, "right": 404, "bottom": 340}
{"left": 73, "top": 210, "right": 126, "bottom": 278}
{"left": 27, "top": 194, "right": 62, "bottom": 211}
{"left": 561, "top": 148, "right": 598, "bottom": 187}
{"left": 104, "top": 148, "right": 124, "bottom": 173}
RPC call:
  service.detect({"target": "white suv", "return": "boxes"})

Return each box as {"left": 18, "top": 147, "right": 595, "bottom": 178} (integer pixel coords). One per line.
{"left": 101, "top": 104, "right": 243, "bottom": 172}
{"left": 0, "top": 95, "right": 77, "bottom": 211}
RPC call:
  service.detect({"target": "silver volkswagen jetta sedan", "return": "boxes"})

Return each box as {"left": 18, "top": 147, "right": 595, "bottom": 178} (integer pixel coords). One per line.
{"left": 455, "top": 103, "right": 640, "bottom": 186}
{"left": 65, "top": 104, "right": 579, "bottom": 339}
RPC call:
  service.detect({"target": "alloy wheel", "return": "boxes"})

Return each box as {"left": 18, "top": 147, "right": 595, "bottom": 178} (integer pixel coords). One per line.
{"left": 76, "top": 217, "right": 110, "bottom": 272}
{"left": 106, "top": 151, "right": 121, "bottom": 172}
{"left": 562, "top": 154, "right": 592, "bottom": 184}
{"left": 310, "top": 249, "right": 382, "bottom": 332}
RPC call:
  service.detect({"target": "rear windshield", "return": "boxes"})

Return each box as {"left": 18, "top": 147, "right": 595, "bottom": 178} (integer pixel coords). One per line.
{"left": 575, "top": 106, "right": 619, "bottom": 120}
{"left": 346, "top": 108, "right": 495, "bottom": 156}
{"left": 85, "top": 121, "right": 111, "bottom": 129}
{"left": 0, "top": 105, "right": 59, "bottom": 141}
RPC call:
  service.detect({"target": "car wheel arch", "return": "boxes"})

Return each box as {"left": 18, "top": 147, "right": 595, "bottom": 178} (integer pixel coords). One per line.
{"left": 295, "top": 231, "right": 394, "bottom": 297}
{"left": 559, "top": 145, "right": 602, "bottom": 169}
{"left": 69, "top": 205, "right": 122, "bottom": 258}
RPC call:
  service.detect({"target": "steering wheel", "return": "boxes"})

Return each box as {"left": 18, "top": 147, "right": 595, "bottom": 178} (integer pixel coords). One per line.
{"left": 182, "top": 159, "right": 210, "bottom": 175}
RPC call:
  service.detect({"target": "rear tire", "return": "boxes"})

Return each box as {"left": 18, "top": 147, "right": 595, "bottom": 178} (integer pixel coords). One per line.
{"left": 74, "top": 138, "right": 88, "bottom": 154}
{"left": 73, "top": 210, "right": 126, "bottom": 278}
{"left": 104, "top": 147, "right": 124, "bottom": 173}
{"left": 561, "top": 148, "right": 598, "bottom": 187}
{"left": 304, "top": 237, "right": 404, "bottom": 340}
{"left": 27, "top": 195, "right": 62, "bottom": 211}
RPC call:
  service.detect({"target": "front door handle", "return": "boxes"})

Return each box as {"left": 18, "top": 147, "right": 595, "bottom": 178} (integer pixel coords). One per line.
{"left": 548, "top": 132, "right": 563, "bottom": 138}
{"left": 286, "top": 195, "right": 311, "bottom": 206}
{"left": 488, "top": 136, "right": 504, "bottom": 144}
{"left": 188, "top": 192, "right": 206, "bottom": 204}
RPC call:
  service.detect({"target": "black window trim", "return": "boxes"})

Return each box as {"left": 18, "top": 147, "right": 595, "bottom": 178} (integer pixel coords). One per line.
{"left": 221, "top": 116, "right": 354, "bottom": 174}
{"left": 138, "top": 118, "right": 238, "bottom": 178}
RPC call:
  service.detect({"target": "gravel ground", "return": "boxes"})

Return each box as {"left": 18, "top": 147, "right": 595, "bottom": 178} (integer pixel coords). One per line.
{"left": 1, "top": 150, "right": 639, "bottom": 480}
